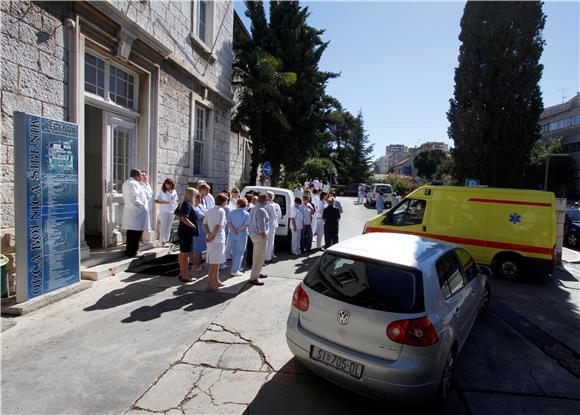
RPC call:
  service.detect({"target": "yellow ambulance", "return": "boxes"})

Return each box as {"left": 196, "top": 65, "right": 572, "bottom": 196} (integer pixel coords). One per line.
{"left": 363, "top": 185, "right": 556, "bottom": 279}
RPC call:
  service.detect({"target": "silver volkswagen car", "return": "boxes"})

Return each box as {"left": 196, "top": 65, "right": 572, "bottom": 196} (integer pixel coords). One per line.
{"left": 286, "top": 233, "right": 490, "bottom": 402}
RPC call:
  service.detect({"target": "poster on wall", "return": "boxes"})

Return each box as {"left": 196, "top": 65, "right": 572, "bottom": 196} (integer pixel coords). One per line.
{"left": 14, "top": 112, "right": 80, "bottom": 302}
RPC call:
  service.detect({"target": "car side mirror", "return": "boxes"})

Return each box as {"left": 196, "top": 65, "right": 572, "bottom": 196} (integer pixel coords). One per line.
{"left": 478, "top": 265, "right": 493, "bottom": 277}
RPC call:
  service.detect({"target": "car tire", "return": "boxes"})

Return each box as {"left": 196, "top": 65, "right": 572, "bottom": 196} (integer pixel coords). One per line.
{"left": 479, "top": 285, "right": 490, "bottom": 315}
{"left": 434, "top": 350, "right": 455, "bottom": 404}
{"left": 566, "top": 232, "right": 579, "bottom": 248}
{"left": 494, "top": 254, "right": 523, "bottom": 280}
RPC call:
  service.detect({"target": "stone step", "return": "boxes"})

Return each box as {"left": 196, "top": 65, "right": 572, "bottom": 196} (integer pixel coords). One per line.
{"left": 81, "top": 246, "right": 174, "bottom": 281}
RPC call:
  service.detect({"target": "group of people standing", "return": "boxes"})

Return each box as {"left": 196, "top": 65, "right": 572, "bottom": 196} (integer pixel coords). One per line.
{"left": 290, "top": 187, "right": 343, "bottom": 255}
{"left": 171, "top": 183, "right": 283, "bottom": 290}
{"left": 122, "top": 171, "right": 343, "bottom": 291}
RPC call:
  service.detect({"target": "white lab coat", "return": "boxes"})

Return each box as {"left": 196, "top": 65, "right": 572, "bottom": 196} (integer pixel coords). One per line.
{"left": 122, "top": 178, "right": 149, "bottom": 231}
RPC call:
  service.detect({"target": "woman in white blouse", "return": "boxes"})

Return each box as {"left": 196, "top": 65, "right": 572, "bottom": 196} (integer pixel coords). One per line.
{"left": 154, "top": 178, "right": 178, "bottom": 246}
{"left": 203, "top": 193, "right": 229, "bottom": 291}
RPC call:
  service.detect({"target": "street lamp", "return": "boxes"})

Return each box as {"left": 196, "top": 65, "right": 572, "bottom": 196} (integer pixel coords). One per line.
{"left": 544, "top": 153, "right": 569, "bottom": 191}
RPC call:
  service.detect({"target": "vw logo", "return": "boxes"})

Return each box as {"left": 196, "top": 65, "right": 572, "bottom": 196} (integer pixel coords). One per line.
{"left": 337, "top": 310, "right": 350, "bottom": 325}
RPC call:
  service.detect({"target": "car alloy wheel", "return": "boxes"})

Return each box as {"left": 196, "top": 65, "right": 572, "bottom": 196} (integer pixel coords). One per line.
{"left": 567, "top": 233, "right": 579, "bottom": 248}
{"left": 439, "top": 351, "right": 454, "bottom": 402}
{"left": 479, "top": 286, "right": 490, "bottom": 314}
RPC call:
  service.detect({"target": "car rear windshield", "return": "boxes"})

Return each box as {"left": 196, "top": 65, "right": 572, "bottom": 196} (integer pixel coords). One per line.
{"left": 567, "top": 209, "right": 580, "bottom": 222}
{"left": 304, "top": 253, "right": 424, "bottom": 313}
{"left": 375, "top": 185, "right": 392, "bottom": 193}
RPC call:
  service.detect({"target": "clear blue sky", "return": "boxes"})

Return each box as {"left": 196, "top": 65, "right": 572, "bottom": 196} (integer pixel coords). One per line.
{"left": 234, "top": 1, "right": 579, "bottom": 159}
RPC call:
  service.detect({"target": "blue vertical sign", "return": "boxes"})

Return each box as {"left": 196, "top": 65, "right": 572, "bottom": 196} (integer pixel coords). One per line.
{"left": 15, "top": 113, "right": 80, "bottom": 301}
{"left": 263, "top": 161, "right": 272, "bottom": 178}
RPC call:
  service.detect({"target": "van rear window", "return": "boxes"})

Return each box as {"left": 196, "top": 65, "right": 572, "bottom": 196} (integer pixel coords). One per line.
{"left": 304, "top": 253, "right": 424, "bottom": 313}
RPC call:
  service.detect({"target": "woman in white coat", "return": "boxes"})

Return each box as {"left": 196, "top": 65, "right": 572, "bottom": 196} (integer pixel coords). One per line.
{"left": 122, "top": 169, "right": 149, "bottom": 257}
{"left": 154, "top": 178, "right": 178, "bottom": 246}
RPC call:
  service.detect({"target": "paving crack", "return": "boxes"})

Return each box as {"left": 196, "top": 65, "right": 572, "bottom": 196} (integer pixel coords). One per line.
{"left": 175, "top": 366, "right": 205, "bottom": 410}
{"left": 211, "top": 323, "right": 275, "bottom": 372}
{"left": 126, "top": 361, "right": 187, "bottom": 414}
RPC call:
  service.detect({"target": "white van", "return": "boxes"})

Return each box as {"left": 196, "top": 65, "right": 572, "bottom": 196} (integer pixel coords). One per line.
{"left": 366, "top": 183, "right": 395, "bottom": 208}
{"left": 240, "top": 186, "right": 295, "bottom": 238}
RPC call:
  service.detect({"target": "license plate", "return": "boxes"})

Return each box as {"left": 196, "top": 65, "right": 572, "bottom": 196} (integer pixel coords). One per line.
{"left": 310, "top": 346, "right": 364, "bottom": 379}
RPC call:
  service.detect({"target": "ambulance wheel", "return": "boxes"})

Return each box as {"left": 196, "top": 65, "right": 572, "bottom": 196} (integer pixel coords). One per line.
{"left": 494, "top": 254, "right": 523, "bottom": 280}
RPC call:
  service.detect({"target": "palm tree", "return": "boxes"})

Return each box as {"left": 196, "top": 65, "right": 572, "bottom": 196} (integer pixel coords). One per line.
{"left": 233, "top": 48, "right": 296, "bottom": 184}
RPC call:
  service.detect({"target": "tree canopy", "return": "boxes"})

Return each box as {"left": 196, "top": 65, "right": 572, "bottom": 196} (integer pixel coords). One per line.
{"left": 447, "top": 1, "right": 546, "bottom": 187}
{"left": 413, "top": 149, "right": 448, "bottom": 179}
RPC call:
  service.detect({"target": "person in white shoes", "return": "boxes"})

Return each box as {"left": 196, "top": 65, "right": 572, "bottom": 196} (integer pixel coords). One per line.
{"left": 154, "top": 178, "right": 178, "bottom": 246}
{"left": 289, "top": 197, "right": 304, "bottom": 255}
{"left": 265, "top": 191, "right": 281, "bottom": 262}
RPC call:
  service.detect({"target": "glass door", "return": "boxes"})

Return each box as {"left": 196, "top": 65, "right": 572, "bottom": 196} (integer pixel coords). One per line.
{"left": 103, "top": 114, "right": 137, "bottom": 248}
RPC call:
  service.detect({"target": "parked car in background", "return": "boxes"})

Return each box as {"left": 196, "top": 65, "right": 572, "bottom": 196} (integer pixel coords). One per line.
{"left": 336, "top": 183, "right": 369, "bottom": 197}
{"left": 564, "top": 208, "right": 580, "bottom": 249}
{"left": 286, "top": 233, "right": 490, "bottom": 402}
{"left": 241, "top": 186, "right": 294, "bottom": 239}
{"left": 366, "top": 183, "right": 395, "bottom": 207}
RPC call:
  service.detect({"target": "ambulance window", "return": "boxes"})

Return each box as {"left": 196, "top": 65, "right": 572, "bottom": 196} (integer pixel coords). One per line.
{"left": 455, "top": 248, "right": 478, "bottom": 283}
{"left": 388, "top": 199, "right": 427, "bottom": 226}
{"left": 436, "top": 252, "right": 465, "bottom": 299}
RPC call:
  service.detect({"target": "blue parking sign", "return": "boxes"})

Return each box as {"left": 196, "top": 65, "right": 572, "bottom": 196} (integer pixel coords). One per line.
{"left": 263, "top": 161, "right": 272, "bottom": 178}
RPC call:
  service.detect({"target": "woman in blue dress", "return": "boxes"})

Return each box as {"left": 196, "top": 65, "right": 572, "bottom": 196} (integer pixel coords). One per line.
{"left": 227, "top": 198, "right": 250, "bottom": 276}
{"left": 191, "top": 193, "right": 208, "bottom": 271}
{"left": 177, "top": 187, "right": 199, "bottom": 281}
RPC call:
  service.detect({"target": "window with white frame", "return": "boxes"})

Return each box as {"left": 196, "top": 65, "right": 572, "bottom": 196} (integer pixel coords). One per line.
{"left": 193, "top": 106, "right": 206, "bottom": 175}
{"left": 85, "top": 54, "right": 105, "bottom": 97}
{"left": 194, "top": 0, "right": 213, "bottom": 47}
{"left": 84, "top": 52, "right": 138, "bottom": 111}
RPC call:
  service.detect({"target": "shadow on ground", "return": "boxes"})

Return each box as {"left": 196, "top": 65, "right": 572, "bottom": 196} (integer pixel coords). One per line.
{"left": 248, "top": 359, "right": 468, "bottom": 414}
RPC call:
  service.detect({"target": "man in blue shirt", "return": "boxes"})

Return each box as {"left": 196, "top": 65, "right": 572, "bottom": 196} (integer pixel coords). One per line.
{"left": 376, "top": 192, "right": 385, "bottom": 214}
{"left": 248, "top": 193, "right": 270, "bottom": 285}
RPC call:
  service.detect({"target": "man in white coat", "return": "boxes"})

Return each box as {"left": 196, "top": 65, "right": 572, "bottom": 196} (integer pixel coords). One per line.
{"left": 265, "top": 191, "right": 281, "bottom": 263}
{"left": 122, "top": 169, "right": 149, "bottom": 257}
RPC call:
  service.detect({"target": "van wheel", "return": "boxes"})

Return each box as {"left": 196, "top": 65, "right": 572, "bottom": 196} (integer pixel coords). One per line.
{"left": 494, "top": 255, "right": 523, "bottom": 280}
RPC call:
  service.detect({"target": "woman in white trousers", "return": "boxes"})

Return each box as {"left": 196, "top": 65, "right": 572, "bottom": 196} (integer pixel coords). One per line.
{"left": 290, "top": 197, "right": 304, "bottom": 255}
{"left": 155, "top": 178, "right": 178, "bottom": 246}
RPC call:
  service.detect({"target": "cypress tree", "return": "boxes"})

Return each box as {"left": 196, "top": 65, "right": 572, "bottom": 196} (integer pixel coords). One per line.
{"left": 448, "top": 1, "right": 546, "bottom": 187}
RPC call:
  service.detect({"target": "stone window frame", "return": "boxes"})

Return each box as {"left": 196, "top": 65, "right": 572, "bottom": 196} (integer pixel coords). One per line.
{"left": 191, "top": 0, "right": 216, "bottom": 55}
{"left": 83, "top": 49, "right": 140, "bottom": 113}
{"left": 192, "top": 103, "right": 212, "bottom": 177}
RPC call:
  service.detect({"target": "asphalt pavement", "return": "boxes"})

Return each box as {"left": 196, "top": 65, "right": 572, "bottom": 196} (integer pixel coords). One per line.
{"left": 2, "top": 197, "right": 579, "bottom": 415}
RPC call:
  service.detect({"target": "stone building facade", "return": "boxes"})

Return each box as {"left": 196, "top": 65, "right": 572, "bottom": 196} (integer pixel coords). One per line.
{"left": 539, "top": 93, "right": 580, "bottom": 197}
{"left": 1, "top": 1, "right": 250, "bottom": 289}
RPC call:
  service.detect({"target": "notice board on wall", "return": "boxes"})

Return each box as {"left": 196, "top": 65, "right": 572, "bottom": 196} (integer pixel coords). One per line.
{"left": 14, "top": 112, "right": 80, "bottom": 302}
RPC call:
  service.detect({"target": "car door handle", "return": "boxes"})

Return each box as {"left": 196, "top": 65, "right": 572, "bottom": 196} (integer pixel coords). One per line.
{"left": 455, "top": 307, "right": 460, "bottom": 314}
{"left": 423, "top": 226, "right": 427, "bottom": 232}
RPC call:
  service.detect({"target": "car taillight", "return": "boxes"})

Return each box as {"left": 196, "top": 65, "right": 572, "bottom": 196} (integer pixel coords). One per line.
{"left": 292, "top": 284, "right": 309, "bottom": 311}
{"left": 387, "top": 317, "right": 438, "bottom": 347}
